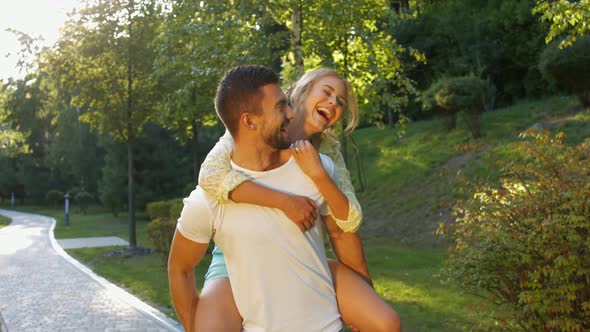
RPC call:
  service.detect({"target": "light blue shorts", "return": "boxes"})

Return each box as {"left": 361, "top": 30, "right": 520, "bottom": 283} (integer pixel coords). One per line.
{"left": 204, "top": 245, "right": 228, "bottom": 286}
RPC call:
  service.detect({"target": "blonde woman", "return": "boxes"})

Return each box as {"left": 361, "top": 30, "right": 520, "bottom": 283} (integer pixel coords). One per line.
{"left": 194, "top": 68, "right": 400, "bottom": 331}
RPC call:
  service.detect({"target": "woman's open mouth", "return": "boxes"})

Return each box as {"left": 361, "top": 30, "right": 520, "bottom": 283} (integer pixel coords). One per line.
{"left": 315, "top": 106, "right": 332, "bottom": 124}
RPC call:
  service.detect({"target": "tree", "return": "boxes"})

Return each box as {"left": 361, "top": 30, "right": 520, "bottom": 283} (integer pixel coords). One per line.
{"left": 534, "top": 0, "right": 590, "bottom": 48}
{"left": 48, "top": 0, "right": 163, "bottom": 248}
{"left": 154, "top": 0, "right": 285, "bottom": 183}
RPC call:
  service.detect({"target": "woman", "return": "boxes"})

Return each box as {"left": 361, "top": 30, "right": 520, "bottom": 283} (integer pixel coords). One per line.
{"left": 195, "top": 68, "right": 400, "bottom": 331}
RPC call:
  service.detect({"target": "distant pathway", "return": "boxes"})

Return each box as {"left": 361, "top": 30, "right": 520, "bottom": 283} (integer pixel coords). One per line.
{"left": 0, "top": 209, "right": 182, "bottom": 332}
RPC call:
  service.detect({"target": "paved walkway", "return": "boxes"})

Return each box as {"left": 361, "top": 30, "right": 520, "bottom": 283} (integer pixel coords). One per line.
{"left": 0, "top": 209, "right": 182, "bottom": 332}
{"left": 57, "top": 236, "right": 129, "bottom": 249}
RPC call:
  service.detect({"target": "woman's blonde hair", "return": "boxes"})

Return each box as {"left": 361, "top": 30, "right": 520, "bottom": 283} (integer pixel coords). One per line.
{"left": 287, "top": 68, "right": 359, "bottom": 136}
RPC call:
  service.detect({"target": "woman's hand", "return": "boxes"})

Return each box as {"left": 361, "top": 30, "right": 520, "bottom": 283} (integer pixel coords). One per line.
{"left": 280, "top": 194, "right": 318, "bottom": 232}
{"left": 291, "top": 140, "right": 328, "bottom": 181}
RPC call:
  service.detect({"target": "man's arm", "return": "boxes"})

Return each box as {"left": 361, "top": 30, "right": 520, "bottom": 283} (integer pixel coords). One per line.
{"left": 323, "top": 215, "right": 373, "bottom": 287}
{"left": 168, "top": 229, "right": 209, "bottom": 332}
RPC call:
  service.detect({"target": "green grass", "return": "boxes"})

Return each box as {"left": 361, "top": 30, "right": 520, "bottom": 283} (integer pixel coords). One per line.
{"left": 349, "top": 96, "right": 589, "bottom": 246}
{"left": 67, "top": 238, "right": 479, "bottom": 331}
{"left": 4, "top": 205, "right": 152, "bottom": 246}
{"left": 0, "top": 215, "right": 11, "bottom": 230}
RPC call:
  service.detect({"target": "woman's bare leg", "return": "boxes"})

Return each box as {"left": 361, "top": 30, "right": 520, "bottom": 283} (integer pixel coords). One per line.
{"left": 328, "top": 259, "right": 402, "bottom": 332}
{"left": 193, "top": 277, "right": 242, "bottom": 332}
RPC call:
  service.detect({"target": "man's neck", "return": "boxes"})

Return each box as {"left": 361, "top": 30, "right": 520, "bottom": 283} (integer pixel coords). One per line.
{"left": 232, "top": 138, "right": 289, "bottom": 172}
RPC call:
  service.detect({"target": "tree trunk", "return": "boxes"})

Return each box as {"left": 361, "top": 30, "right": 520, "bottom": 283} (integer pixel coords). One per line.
{"left": 127, "top": 139, "right": 136, "bottom": 248}
{"left": 388, "top": 109, "right": 395, "bottom": 128}
{"left": 291, "top": 0, "right": 304, "bottom": 78}
{"left": 126, "top": 0, "right": 136, "bottom": 249}
{"left": 191, "top": 121, "right": 200, "bottom": 184}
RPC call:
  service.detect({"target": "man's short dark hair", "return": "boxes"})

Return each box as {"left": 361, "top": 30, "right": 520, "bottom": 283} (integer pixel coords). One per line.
{"left": 215, "top": 65, "right": 279, "bottom": 135}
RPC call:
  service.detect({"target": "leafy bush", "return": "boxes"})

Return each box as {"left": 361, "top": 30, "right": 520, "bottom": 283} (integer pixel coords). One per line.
{"left": 539, "top": 35, "right": 590, "bottom": 107}
{"left": 145, "top": 218, "right": 177, "bottom": 266}
{"left": 442, "top": 129, "right": 590, "bottom": 330}
{"left": 145, "top": 198, "right": 183, "bottom": 265}
{"left": 146, "top": 200, "right": 173, "bottom": 221}
{"left": 424, "top": 76, "right": 494, "bottom": 137}
{"left": 168, "top": 199, "right": 183, "bottom": 221}
{"left": 45, "top": 190, "right": 64, "bottom": 207}
{"left": 74, "top": 191, "right": 93, "bottom": 214}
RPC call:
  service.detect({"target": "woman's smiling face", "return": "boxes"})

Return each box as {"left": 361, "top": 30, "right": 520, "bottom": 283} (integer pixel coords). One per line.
{"left": 300, "top": 75, "right": 347, "bottom": 135}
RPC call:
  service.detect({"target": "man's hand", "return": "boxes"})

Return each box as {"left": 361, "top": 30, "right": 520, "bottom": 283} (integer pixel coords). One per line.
{"left": 280, "top": 193, "right": 318, "bottom": 232}
{"left": 292, "top": 140, "right": 328, "bottom": 181}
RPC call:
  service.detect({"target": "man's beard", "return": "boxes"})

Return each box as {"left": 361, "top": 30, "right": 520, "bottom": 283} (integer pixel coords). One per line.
{"left": 262, "top": 122, "right": 291, "bottom": 150}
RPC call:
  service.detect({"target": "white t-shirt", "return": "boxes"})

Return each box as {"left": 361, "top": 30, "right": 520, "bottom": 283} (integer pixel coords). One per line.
{"left": 177, "top": 154, "right": 343, "bottom": 332}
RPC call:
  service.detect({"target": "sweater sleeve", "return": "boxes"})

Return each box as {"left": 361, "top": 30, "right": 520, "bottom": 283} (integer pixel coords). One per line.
{"left": 318, "top": 134, "right": 363, "bottom": 232}
{"left": 198, "top": 131, "right": 252, "bottom": 204}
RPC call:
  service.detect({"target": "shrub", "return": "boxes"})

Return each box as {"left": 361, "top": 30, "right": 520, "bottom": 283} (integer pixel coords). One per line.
{"left": 168, "top": 199, "right": 183, "bottom": 221}
{"left": 74, "top": 191, "right": 93, "bottom": 214}
{"left": 145, "top": 218, "right": 177, "bottom": 266}
{"left": 145, "top": 198, "right": 183, "bottom": 265}
{"left": 540, "top": 35, "right": 590, "bottom": 107}
{"left": 146, "top": 200, "right": 173, "bottom": 221}
{"left": 441, "top": 129, "right": 590, "bottom": 330}
{"left": 45, "top": 190, "right": 64, "bottom": 207}
{"left": 424, "top": 76, "right": 493, "bottom": 137}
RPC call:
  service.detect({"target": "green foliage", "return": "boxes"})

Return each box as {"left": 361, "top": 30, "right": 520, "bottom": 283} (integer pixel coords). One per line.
{"left": 424, "top": 76, "right": 494, "bottom": 138}
{"left": 145, "top": 197, "right": 182, "bottom": 265}
{"left": 145, "top": 218, "right": 177, "bottom": 266}
{"left": 397, "top": 0, "right": 550, "bottom": 104}
{"left": 74, "top": 191, "right": 93, "bottom": 214}
{"left": 442, "top": 129, "right": 590, "bottom": 330}
{"left": 0, "top": 129, "right": 30, "bottom": 158}
{"left": 45, "top": 190, "right": 64, "bottom": 207}
{"left": 169, "top": 200, "right": 183, "bottom": 221}
{"left": 145, "top": 200, "right": 172, "bottom": 221}
{"left": 539, "top": 35, "right": 590, "bottom": 107}
{"left": 534, "top": 0, "right": 590, "bottom": 48}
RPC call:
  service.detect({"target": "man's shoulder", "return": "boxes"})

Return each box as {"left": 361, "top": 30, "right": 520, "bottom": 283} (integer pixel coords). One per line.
{"left": 183, "top": 186, "right": 219, "bottom": 213}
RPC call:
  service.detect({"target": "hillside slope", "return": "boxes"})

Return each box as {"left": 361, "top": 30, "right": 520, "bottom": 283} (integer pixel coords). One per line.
{"left": 349, "top": 96, "right": 589, "bottom": 247}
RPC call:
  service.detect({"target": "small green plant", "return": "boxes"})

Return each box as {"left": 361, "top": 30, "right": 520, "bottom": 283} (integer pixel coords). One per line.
{"left": 539, "top": 35, "right": 590, "bottom": 108}
{"left": 145, "top": 198, "right": 182, "bottom": 265}
{"left": 45, "top": 190, "right": 64, "bottom": 207}
{"left": 146, "top": 200, "right": 173, "bottom": 221}
{"left": 145, "top": 218, "right": 177, "bottom": 266}
{"left": 424, "top": 76, "right": 494, "bottom": 138}
{"left": 441, "top": 129, "right": 590, "bottom": 331}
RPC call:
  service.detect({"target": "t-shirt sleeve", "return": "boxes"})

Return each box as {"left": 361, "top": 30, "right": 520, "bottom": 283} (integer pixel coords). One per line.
{"left": 176, "top": 188, "right": 215, "bottom": 244}
{"left": 318, "top": 154, "right": 336, "bottom": 216}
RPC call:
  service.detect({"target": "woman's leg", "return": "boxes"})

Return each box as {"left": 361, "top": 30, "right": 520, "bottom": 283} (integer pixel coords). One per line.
{"left": 193, "top": 277, "right": 242, "bottom": 332}
{"left": 328, "top": 259, "right": 402, "bottom": 332}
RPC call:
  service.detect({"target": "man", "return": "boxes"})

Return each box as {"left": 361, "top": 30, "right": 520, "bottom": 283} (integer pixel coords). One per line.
{"left": 168, "top": 65, "right": 344, "bottom": 331}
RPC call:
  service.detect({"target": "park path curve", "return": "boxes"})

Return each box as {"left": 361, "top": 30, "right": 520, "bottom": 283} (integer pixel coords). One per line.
{"left": 0, "top": 209, "right": 182, "bottom": 332}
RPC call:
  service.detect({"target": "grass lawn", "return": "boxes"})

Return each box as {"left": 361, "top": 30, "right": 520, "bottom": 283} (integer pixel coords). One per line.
{"left": 66, "top": 238, "right": 482, "bottom": 331}
{"left": 349, "top": 96, "right": 589, "bottom": 246}
{"left": 0, "top": 215, "right": 11, "bottom": 230}
{"left": 4, "top": 205, "right": 153, "bottom": 247}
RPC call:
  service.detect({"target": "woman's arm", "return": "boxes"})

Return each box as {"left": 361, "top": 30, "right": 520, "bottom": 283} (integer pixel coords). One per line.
{"left": 199, "top": 132, "right": 318, "bottom": 231}
{"left": 198, "top": 131, "right": 250, "bottom": 203}
{"left": 292, "top": 137, "right": 362, "bottom": 232}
